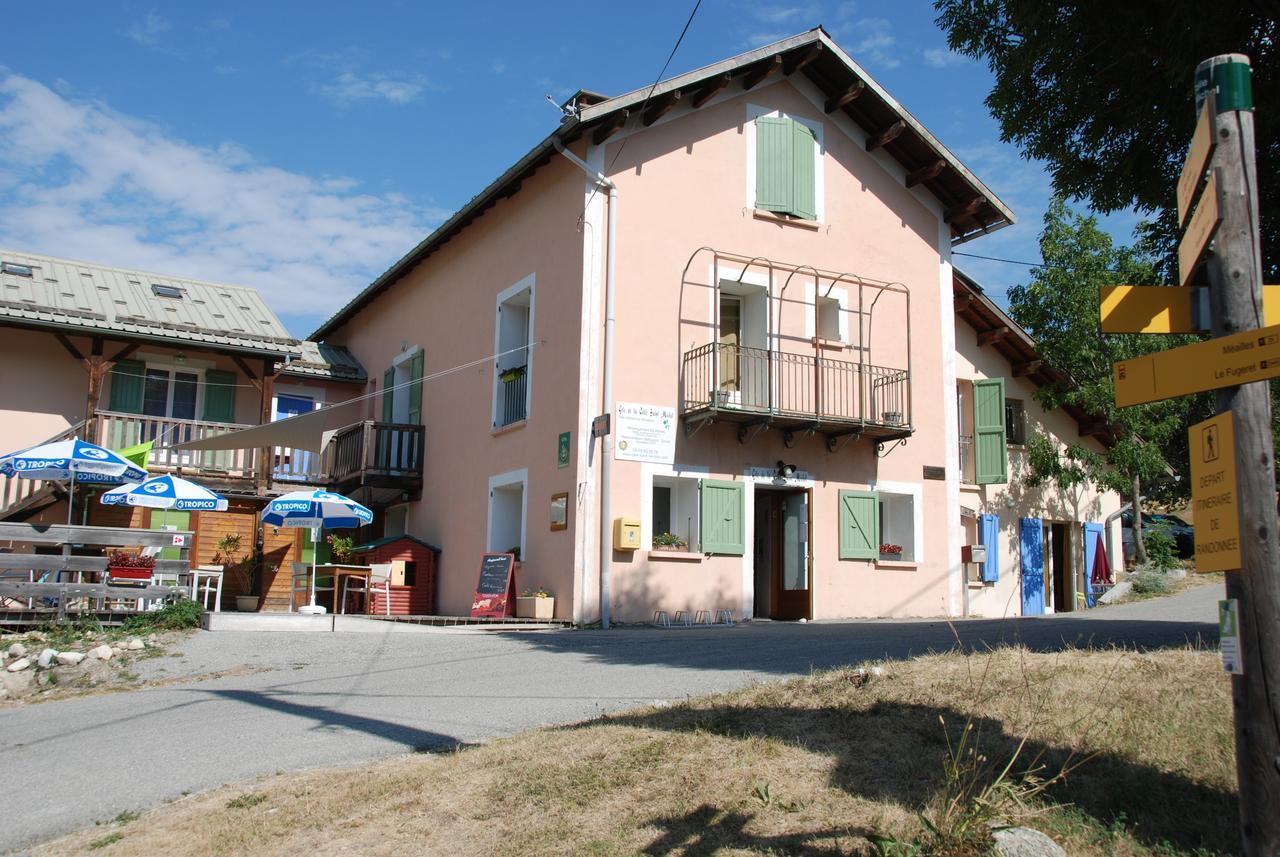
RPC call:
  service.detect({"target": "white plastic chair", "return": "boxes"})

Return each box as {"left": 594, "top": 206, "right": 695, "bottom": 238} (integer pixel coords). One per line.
{"left": 193, "top": 565, "right": 224, "bottom": 612}
{"left": 340, "top": 563, "right": 393, "bottom": 615}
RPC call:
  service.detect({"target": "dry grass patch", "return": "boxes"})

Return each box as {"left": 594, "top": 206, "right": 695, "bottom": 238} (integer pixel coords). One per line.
{"left": 36, "top": 646, "right": 1237, "bottom": 857}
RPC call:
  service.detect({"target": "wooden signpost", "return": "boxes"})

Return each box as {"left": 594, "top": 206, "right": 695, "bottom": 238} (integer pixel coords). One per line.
{"left": 1105, "top": 53, "right": 1278, "bottom": 854}
{"left": 469, "top": 553, "right": 517, "bottom": 618}
{"left": 1099, "top": 284, "right": 1280, "bottom": 334}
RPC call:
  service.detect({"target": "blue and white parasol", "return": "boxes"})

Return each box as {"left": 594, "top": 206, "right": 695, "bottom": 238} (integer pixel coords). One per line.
{"left": 101, "top": 475, "right": 229, "bottom": 512}
{"left": 262, "top": 489, "right": 372, "bottom": 613}
{"left": 0, "top": 438, "right": 149, "bottom": 523}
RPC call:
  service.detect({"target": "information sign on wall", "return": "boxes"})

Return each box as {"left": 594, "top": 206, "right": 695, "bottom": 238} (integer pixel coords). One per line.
{"left": 614, "top": 402, "right": 677, "bottom": 464}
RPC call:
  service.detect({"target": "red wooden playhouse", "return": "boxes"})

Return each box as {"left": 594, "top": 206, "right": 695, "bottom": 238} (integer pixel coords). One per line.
{"left": 350, "top": 534, "right": 439, "bottom": 616}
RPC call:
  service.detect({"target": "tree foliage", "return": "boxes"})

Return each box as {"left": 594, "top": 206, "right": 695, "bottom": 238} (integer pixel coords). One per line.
{"left": 1008, "top": 199, "right": 1214, "bottom": 502}
{"left": 934, "top": 0, "right": 1278, "bottom": 281}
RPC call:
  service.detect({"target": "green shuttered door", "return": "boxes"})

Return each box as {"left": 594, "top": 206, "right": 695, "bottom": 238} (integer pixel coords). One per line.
{"left": 108, "top": 359, "right": 145, "bottom": 414}
{"left": 699, "top": 479, "right": 745, "bottom": 555}
{"left": 973, "top": 378, "right": 1008, "bottom": 485}
{"left": 755, "top": 116, "right": 792, "bottom": 213}
{"left": 407, "top": 351, "right": 423, "bottom": 425}
{"left": 838, "top": 490, "right": 879, "bottom": 560}
{"left": 791, "top": 120, "right": 817, "bottom": 220}
{"left": 382, "top": 367, "right": 395, "bottom": 422}
{"left": 202, "top": 370, "right": 237, "bottom": 423}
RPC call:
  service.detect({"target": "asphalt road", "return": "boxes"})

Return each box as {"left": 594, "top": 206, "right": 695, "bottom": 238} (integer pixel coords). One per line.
{"left": 0, "top": 584, "right": 1220, "bottom": 854}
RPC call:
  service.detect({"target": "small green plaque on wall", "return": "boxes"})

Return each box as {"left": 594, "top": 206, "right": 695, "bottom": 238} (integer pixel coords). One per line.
{"left": 557, "top": 431, "right": 571, "bottom": 468}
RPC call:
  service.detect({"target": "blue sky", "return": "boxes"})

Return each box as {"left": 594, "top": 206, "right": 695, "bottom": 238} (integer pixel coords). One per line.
{"left": 0, "top": 1, "right": 1140, "bottom": 337}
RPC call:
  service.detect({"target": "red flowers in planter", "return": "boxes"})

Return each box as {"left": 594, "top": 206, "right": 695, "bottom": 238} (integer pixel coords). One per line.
{"left": 107, "top": 550, "right": 156, "bottom": 581}
{"left": 879, "top": 543, "right": 903, "bottom": 555}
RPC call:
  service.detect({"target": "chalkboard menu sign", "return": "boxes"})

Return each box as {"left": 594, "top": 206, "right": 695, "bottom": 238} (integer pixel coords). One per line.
{"left": 470, "top": 553, "right": 517, "bottom": 618}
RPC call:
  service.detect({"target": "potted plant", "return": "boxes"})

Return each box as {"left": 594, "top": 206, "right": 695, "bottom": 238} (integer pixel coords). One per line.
{"left": 882, "top": 411, "right": 902, "bottom": 426}
{"left": 215, "top": 533, "right": 259, "bottom": 612}
{"left": 652, "top": 532, "right": 688, "bottom": 552}
{"left": 879, "top": 543, "right": 904, "bottom": 561}
{"left": 107, "top": 550, "right": 155, "bottom": 581}
{"left": 327, "top": 533, "right": 354, "bottom": 564}
{"left": 516, "top": 587, "right": 554, "bottom": 620}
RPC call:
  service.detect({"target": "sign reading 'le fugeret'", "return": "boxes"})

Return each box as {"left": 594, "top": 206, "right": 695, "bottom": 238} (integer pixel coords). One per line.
{"left": 1113, "top": 323, "right": 1280, "bottom": 407}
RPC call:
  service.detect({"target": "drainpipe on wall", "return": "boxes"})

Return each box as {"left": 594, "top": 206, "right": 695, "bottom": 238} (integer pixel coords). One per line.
{"left": 553, "top": 139, "right": 617, "bottom": 629}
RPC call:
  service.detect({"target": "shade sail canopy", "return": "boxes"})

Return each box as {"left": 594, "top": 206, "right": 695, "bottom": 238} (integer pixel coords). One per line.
{"left": 172, "top": 399, "right": 364, "bottom": 453}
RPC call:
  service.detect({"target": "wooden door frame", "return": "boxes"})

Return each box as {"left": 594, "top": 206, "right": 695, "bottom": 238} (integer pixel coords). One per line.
{"left": 760, "top": 485, "right": 813, "bottom": 621}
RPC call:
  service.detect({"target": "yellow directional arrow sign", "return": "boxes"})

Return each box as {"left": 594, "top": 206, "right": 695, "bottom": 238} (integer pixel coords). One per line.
{"left": 1100, "top": 285, "right": 1280, "bottom": 334}
{"left": 1113, "top": 322, "right": 1280, "bottom": 407}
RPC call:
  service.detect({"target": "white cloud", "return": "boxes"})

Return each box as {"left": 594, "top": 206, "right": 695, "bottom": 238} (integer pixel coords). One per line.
{"left": 313, "top": 71, "right": 426, "bottom": 106}
{"left": 839, "top": 18, "right": 900, "bottom": 70}
{"left": 123, "top": 11, "right": 172, "bottom": 47}
{"left": 0, "top": 73, "right": 446, "bottom": 330}
{"left": 923, "top": 47, "right": 966, "bottom": 68}
{"left": 491, "top": 60, "right": 507, "bottom": 74}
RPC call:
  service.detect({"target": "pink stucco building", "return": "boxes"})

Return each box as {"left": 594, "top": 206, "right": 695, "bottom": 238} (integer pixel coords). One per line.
{"left": 310, "top": 29, "right": 1121, "bottom": 623}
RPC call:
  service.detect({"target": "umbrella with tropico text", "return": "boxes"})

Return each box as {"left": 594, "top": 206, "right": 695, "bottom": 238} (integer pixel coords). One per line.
{"left": 101, "top": 474, "right": 229, "bottom": 529}
{"left": 0, "top": 438, "right": 148, "bottom": 524}
{"left": 261, "top": 489, "right": 372, "bottom": 614}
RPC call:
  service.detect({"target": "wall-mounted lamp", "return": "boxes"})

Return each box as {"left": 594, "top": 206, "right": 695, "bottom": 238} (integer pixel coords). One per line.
{"left": 174, "top": 352, "right": 185, "bottom": 364}
{"left": 776, "top": 460, "right": 797, "bottom": 479}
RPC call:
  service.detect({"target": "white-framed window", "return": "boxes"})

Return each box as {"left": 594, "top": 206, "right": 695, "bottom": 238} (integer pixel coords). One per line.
{"left": 487, "top": 468, "right": 527, "bottom": 560}
{"left": 878, "top": 492, "right": 917, "bottom": 562}
{"left": 746, "top": 106, "right": 824, "bottom": 221}
{"left": 817, "top": 296, "right": 841, "bottom": 341}
{"left": 493, "top": 275, "right": 535, "bottom": 428}
{"left": 651, "top": 475, "right": 701, "bottom": 551}
{"left": 142, "top": 364, "right": 203, "bottom": 420}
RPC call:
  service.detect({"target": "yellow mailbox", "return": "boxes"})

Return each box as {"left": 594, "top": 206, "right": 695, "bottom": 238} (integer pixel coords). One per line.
{"left": 613, "top": 517, "right": 641, "bottom": 551}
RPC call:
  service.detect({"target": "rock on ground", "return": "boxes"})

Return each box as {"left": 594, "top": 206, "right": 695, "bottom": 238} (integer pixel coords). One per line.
{"left": 993, "top": 827, "right": 1067, "bottom": 857}
{"left": 37, "top": 649, "right": 59, "bottom": 669}
{"left": 7, "top": 643, "right": 26, "bottom": 659}
{"left": 127, "top": 639, "right": 145, "bottom": 651}
{"left": 6, "top": 657, "right": 31, "bottom": 673}
{"left": 56, "top": 652, "right": 86, "bottom": 666}
{"left": 89, "top": 645, "right": 114, "bottom": 660}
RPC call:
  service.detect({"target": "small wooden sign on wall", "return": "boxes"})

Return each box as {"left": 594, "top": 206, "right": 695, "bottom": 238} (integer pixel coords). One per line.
{"left": 923, "top": 465, "right": 947, "bottom": 481}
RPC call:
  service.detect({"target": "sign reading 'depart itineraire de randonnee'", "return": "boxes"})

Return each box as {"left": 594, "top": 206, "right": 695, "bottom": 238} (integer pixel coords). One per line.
{"left": 614, "top": 402, "right": 677, "bottom": 464}
{"left": 1190, "top": 411, "right": 1241, "bottom": 573}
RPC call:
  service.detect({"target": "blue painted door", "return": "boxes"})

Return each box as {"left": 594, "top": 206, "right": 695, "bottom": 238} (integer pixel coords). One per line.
{"left": 1019, "top": 518, "right": 1045, "bottom": 615}
{"left": 1083, "top": 522, "right": 1104, "bottom": 608}
{"left": 980, "top": 514, "right": 1000, "bottom": 582}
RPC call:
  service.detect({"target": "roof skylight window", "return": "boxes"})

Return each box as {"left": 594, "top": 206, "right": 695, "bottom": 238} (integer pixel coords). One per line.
{"left": 151, "top": 283, "right": 184, "bottom": 299}
{"left": 1, "top": 262, "right": 34, "bottom": 277}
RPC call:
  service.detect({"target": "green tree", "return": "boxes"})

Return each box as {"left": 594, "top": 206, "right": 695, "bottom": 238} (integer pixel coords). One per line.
{"left": 1009, "top": 200, "right": 1213, "bottom": 562}
{"left": 934, "top": 1, "right": 1277, "bottom": 282}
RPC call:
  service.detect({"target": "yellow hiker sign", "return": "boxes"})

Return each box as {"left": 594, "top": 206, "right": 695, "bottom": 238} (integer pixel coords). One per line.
{"left": 1190, "top": 412, "right": 1241, "bottom": 573}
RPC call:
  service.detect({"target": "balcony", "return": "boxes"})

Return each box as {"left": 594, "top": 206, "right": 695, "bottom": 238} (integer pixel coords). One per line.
{"left": 325, "top": 420, "right": 424, "bottom": 504}
{"left": 94, "top": 411, "right": 422, "bottom": 501}
{"left": 680, "top": 344, "right": 911, "bottom": 447}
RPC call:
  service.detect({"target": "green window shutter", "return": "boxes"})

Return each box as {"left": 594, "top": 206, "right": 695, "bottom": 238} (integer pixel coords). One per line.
{"left": 407, "top": 351, "right": 424, "bottom": 424}
{"left": 202, "top": 370, "right": 237, "bottom": 423}
{"left": 107, "top": 359, "right": 145, "bottom": 414}
{"left": 755, "top": 116, "right": 793, "bottom": 213}
{"left": 838, "top": 490, "right": 879, "bottom": 560}
{"left": 973, "top": 378, "right": 1009, "bottom": 484}
{"left": 699, "top": 479, "right": 745, "bottom": 555}
{"left": 382, "top": 367, "right": 395, "bottom": 422}
{"left": 790, "top": 120, "right": 817, "bottom": 220}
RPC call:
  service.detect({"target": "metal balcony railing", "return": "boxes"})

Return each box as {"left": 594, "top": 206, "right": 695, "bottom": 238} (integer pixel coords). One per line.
{"left": 498, "top": 364, "right": 527, "bottom": 427}
{"left": 680, "top": 343, "right": 910, "bottom": 429}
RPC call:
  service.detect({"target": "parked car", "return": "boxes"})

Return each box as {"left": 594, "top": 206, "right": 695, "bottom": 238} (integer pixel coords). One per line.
{"left": 1120, "top": 510, "right": 1195, "bottom": 562}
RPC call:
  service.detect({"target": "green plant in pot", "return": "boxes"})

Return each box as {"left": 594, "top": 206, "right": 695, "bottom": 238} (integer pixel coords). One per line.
{"left": 517, "top": 587, "right": 554, "bottom": 620}
{"left": 215, "top": 533, "right": 259, "bottom": 612}
{"left": 327, "top": 533, "right": 355, "bottom": 564}
{"left": 653, "top": 532, "right": 688, "bottom": 551}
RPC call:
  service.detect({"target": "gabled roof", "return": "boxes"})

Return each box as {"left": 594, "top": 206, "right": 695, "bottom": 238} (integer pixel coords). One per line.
{"left": 952, "top": 269, "right": 1117, "bottom": 447}
{"left": 312, "top": 27, "right": 1014, "bottom": 341}
{"left": 0, "top": 249, "right": 302, "bottom": 357}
